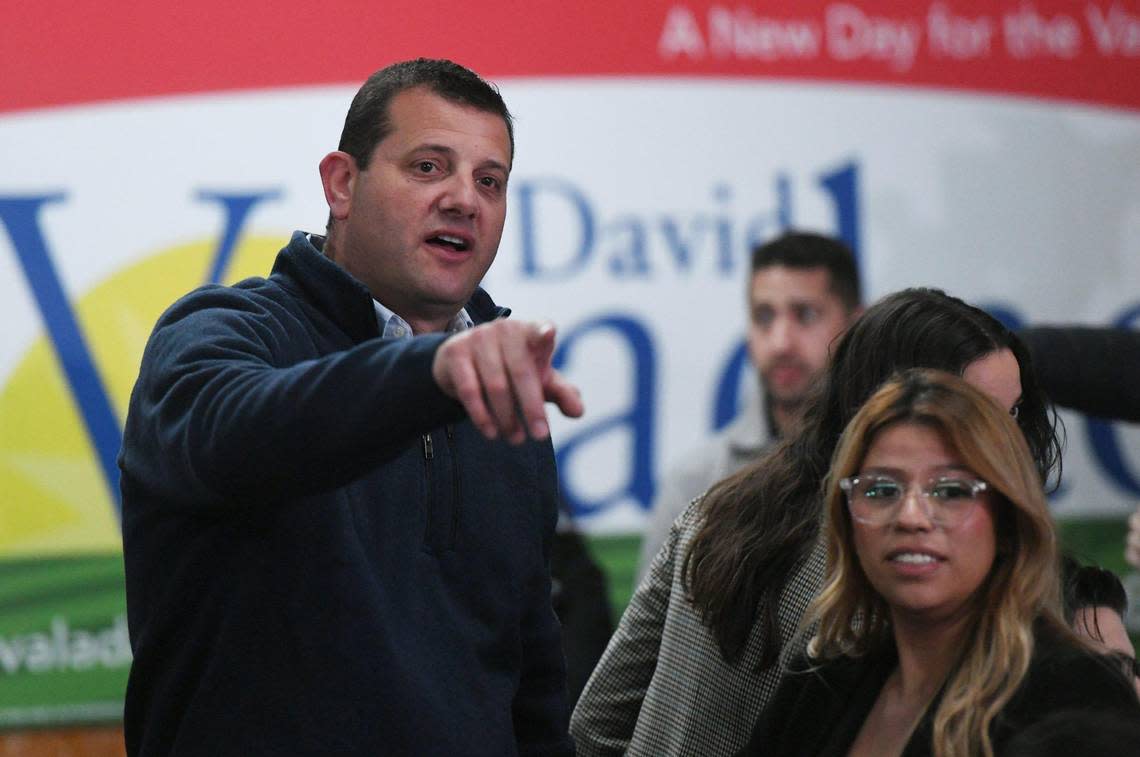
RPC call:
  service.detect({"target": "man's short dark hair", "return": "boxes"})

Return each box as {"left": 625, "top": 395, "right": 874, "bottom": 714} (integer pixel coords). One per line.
{"left": 750, "top": 231, "right": 862, "bottom": 312}
{"left": 1062, "top": 555, "right": 1129, "bottom": 621}
{"left": 338, "top": 58, "right": 514, "bottom": 171}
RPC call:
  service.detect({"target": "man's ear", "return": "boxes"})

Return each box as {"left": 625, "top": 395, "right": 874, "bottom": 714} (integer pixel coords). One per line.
{"left": 319, "top": 151, "right": 357, "bottom": 222}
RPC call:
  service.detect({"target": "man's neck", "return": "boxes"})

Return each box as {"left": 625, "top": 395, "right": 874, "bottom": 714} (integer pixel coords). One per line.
{"left": 374, "top": 298, "right": 465, "bottom": 336}
{"left": 406, "top": 315, "right": 451, "bottom": 335}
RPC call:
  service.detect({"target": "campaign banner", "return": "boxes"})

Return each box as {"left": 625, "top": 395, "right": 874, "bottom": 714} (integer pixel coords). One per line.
{"left": 4, "top": 1, "right": 1140, "bottom": 112}
{"left": 2, "top": 0, "right": 1138, "bottom": 729}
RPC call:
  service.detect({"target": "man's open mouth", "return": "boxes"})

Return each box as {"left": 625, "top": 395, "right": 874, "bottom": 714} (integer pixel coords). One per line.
{"left": 427, "top": 234, "right": 470, "bottom": 252}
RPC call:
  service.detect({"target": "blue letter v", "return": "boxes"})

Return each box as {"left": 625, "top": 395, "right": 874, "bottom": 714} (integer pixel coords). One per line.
{"left": 0, "top": 191, "right": 280, "bottom": 522}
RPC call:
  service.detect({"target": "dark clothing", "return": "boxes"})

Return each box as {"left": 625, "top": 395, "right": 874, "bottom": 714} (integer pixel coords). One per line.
{"left": 550, "top": 523, "right": 613, "bottom": 708}
{"left": 1018, "top": 325, "right": 1140, "bottom": 423}
{"left": 120, "top": 232, "right": 572, "bottom": 755}
{"left": 743, "top": 623, "right": 1140, "bottom": 756}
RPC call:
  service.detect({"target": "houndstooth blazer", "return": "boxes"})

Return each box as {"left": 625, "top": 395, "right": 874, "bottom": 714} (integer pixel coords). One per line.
{"left": 571, "top": 497, "right": 826, "bottom": 756}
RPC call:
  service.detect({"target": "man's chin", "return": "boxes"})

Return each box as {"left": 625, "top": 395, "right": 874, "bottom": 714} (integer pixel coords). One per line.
{"left": 767, "top": 391, "right": 808, "bottom": 412}
{"left": 766, "top": 381, "right": 808, "bottom": 403}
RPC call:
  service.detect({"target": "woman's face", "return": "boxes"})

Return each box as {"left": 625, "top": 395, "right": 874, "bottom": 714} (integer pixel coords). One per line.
{"left": 962, "top": 348, "right": 1022, "bottom": 415}
{"left": 851, "top": 422, "right": 998, "bottom": 626}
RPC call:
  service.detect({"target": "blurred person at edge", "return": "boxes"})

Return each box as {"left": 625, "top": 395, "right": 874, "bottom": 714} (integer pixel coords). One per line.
{"left": 1062, "top": 557, "right": 1140, "bottom": 695}
{"left": 636, "top": 232, "right": 862, "bottom": 582}
{"left": 1016, "top": 324, "right": 1140, "bottom": 606}
{"left": 571, "top": 288, "right": 1060, "bottom": 756}
{"left": 1017, "top": 325, "right": 1140, "bottom": 424}
{"left": 741, "top": 369, "right": 1139, "bottom": 757}
{"left": 1125, "top": 507, "right": 1140, "bottom": 573}
{"left": 119, "top": 59, "right": 582, "bottom": 755}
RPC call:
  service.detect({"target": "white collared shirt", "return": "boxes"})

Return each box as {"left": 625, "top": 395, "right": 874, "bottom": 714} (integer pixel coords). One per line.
{"left": 372, "top": 299, "right": 474, "bottom": 339}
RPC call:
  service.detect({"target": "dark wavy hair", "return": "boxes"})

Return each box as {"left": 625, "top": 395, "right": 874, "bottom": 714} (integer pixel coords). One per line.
{"left": 683, "top": 287, "right": 1062, "bottom": 667}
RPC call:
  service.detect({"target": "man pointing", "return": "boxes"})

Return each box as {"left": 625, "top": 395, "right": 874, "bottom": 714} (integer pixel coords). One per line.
{"left": 120, "top": 59, "right": 580, "bottom": 755}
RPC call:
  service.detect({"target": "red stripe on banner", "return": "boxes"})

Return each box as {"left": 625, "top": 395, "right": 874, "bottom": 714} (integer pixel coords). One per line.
{"left": 2, "top": 0, "right": 1139, "bottom": 113}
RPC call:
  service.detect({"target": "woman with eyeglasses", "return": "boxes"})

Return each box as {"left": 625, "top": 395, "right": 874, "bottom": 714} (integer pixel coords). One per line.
{"left": 573, "top": 289, "right": 1061, "bottom": 756}
{"left": 741, "top": 369, "right": 1139, "bottom": 757}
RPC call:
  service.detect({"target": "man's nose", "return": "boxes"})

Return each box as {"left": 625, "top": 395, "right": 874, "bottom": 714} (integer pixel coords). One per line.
{"left": 768, "top": 317, "right": 793, "bottom": 350}
{"left": 439, "top": 175, "right": 478, "bottom": 218}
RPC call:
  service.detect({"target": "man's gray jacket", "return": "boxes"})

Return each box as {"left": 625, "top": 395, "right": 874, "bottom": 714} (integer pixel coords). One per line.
{"left": 635, "top": 392, "right": 772, "bottom": 582}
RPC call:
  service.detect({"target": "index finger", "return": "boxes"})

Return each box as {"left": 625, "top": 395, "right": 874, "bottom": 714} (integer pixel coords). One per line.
{"left": 543, "top": 371, "right": 584, "bottom": 419}
{"left": 503, "top": 325, "right": 550, "bottom": 440}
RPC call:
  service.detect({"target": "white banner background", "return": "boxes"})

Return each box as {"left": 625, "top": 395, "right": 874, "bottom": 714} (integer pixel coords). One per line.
{"left": 1, "top": 79, "right": 1137, "bottom": 537}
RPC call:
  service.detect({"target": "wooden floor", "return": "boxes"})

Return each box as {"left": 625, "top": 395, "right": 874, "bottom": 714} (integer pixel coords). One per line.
{"left": 0, "top": 726, "right": 124, "bottom": 756}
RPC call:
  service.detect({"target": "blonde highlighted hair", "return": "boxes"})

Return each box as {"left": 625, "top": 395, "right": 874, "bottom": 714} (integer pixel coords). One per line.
{"left": 808, "top": 368, "right": 1068, "bottom": 757}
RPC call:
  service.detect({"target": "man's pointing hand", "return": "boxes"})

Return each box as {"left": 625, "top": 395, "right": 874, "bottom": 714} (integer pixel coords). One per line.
{"left": 432, "top": 320, "right": 584, "bottom": 444}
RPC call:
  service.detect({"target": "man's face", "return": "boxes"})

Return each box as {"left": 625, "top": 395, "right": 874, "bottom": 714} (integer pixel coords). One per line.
{"left": 331, "top": 87, "right": 511, "bottom": 332}
{"left": 747, "top": 265, "right": 855, "bottom": 412}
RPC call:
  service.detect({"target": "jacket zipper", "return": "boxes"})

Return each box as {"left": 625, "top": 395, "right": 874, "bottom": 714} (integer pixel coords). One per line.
{"left": 422, "top": 432, "right": 435, "bottom": 548}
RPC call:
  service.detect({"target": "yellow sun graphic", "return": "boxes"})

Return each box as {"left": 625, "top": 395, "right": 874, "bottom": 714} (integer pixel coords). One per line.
{"left": 0, "top": 234, "right": 288, "bottom": 556}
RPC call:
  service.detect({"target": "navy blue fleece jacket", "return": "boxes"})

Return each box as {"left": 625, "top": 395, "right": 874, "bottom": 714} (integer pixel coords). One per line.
{"left": 119, "top": 231, "right": 572, "bottom": 755}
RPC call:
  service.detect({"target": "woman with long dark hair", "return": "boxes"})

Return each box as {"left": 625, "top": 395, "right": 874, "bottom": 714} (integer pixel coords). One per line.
{"left": 742, "top": 370, "right": 1137, "bottom": 756}
{"left": 571, "top": 288, "right": 1062, "bottom": 755}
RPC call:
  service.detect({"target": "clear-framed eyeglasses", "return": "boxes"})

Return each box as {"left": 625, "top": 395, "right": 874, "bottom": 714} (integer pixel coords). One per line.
{"left": 838, "top": 474, "right": 989, "bottom": 528}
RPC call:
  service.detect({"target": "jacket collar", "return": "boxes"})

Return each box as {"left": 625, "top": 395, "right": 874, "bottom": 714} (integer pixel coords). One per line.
{"left": 271, "top": 231, "right": 508, "bottom": 342}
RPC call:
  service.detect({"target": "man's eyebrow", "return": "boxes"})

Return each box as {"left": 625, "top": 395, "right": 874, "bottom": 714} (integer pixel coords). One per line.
{"left": 481, "top": 158, "right": 510, "bottom": 175}
{"left": 411, "top": 144, "right": 509, "bottom": 174}
{"left": 410, "top": 143, "right": 456, "bottom": 158}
